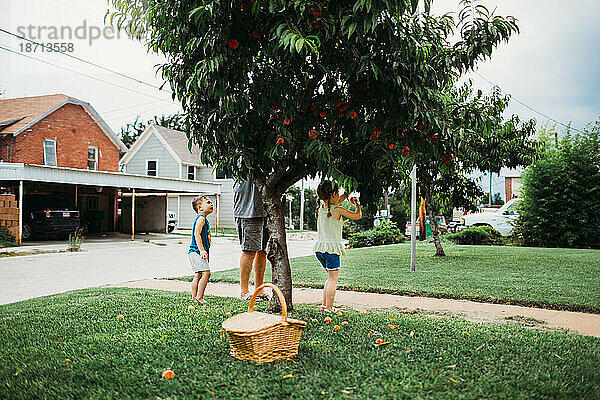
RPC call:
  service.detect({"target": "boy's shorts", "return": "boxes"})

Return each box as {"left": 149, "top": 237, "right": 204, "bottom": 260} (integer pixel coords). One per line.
{"left": 189, "top": 251, "right": 210, "bottom": 273}
{"left": 236, "top": 217, "right": 269, "bottom": 252}
{"left": 315, "top": 252, "right": 340, "bottom": 271}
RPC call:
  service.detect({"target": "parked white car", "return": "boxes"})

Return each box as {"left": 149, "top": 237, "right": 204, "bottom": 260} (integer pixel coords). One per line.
{"left": 459, "top": 198, "right": 521, "bottom": 235}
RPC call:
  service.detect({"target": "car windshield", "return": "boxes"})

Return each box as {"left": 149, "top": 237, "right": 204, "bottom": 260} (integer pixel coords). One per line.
{"left": 500, "top": 200, "right": 521, "bottom": 213}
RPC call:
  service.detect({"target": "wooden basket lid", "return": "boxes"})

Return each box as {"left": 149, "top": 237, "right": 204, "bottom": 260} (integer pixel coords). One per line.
{"left": 222, "top": 283, "right": 307, "bottom": 333}
{"left": 222, "top": 311, "right": 306, "bottom": 333}
{"left": 222, "top": 311, "right": 280, "bottom": 333}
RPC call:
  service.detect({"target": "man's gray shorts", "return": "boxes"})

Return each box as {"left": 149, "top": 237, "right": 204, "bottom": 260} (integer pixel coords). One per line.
{"left": 236, "top": 217, "right": 268, "bottom": 252}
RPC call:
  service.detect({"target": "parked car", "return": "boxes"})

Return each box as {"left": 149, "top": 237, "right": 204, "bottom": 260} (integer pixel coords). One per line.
{"left": 167, "top": 211, "right": 178, "bottom": 233}
{"left": 458, "top": 198, "right": 520, "bottom": 235}
{"left": 405, "top": 216, "right": 447, "bottom": 237}
{"left": 22, "top": 198, "right": 80, "bottom": 240}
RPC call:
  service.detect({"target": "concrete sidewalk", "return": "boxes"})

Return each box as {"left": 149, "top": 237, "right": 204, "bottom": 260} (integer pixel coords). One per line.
{"left": 110, "top": 279, "right": 600, "bottom": 338}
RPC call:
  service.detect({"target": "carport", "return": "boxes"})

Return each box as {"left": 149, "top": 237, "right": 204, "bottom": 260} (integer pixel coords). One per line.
{"left": 0, "top": 162, "right": 221, "bottom": 244}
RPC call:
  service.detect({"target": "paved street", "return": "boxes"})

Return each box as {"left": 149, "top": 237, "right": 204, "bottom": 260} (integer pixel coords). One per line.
{"left": 0, "top": 234, "right": 316, "bottom": 305}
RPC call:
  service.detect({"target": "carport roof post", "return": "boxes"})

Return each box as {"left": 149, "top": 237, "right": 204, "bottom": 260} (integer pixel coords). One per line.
{"left": 0, "top": 163, "right": 221, "bottom": 195}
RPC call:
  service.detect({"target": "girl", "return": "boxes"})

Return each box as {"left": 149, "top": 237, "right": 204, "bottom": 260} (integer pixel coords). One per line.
{"left": 313, "top": 180, "right": 362, "bottom": 312}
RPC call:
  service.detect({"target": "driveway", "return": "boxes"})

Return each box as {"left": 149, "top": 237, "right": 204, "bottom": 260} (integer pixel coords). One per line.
{"left": 0, "top": 234, "right": 316, "bottom": 305}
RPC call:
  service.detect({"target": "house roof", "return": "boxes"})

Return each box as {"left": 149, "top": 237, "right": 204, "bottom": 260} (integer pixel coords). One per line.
{"left": 0, "top": 94, "right": 128, "bottom": 152}
{"left": 120, "top": 124, "right": 203, "bottom": 167}
{"left": 152, "top": 125, "right": 202, "bottom": 166}
{"left": 0, "top": 94, "right": 69, "bottom": 134}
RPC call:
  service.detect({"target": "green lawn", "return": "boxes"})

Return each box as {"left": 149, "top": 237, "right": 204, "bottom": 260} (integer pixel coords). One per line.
{"left": 1, "top": 288, "right": 598, "bottom": 399}
{"left": 205, "top": 243, "right": 600, "bottom": 313}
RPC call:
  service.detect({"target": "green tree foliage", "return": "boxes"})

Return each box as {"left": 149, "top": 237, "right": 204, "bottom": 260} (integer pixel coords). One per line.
{"left": 514, "top": 124, "right": 600, "bottom": 248}
{"left": 284, "top": 186, "right": 317, "bottom": 231}
{"left": 348, "top": 220, "right": 406, "bottom": 248}
{"left": 119, "top": 113, "right": 185, "bottom": 148}
{"left": 344, "top": 190, "right": 408, "bottom": 236}
{"left": 0, "top": 226, "right": 17, "bottom": 246}
{"left": 108, "top": 0, "right": 523, "bottom": 309}
{"left": 388, "top": 192, "right": 409, "bottom": 231}
{"left": 409, "top": 84, "right": 539, "bottom": 256}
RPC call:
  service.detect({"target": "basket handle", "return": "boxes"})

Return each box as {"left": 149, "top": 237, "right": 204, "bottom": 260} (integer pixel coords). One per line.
{"left": 248, "top": 283, "right": 287, "bottom": 323}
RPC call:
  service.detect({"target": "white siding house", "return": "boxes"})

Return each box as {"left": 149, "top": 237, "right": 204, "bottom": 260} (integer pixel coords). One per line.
{"left": 119, "top": 124, "right": 235, "bottom": 229}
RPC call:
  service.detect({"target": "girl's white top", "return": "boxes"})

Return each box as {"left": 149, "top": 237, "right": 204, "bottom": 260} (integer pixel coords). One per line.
{"left": 313, "top": 203, "right": 346, "bottom": 256}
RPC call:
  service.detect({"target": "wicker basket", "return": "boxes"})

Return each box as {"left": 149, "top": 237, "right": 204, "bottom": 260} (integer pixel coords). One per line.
{"left": 222, "top": 283, "right": 307, "bottom": 363}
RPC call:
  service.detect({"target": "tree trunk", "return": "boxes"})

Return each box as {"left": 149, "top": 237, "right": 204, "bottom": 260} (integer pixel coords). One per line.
{"left": 418, "top": 198, "right": 427, "bottom": 241}
{"left": 425, "top": 192, "right": 446, "bottom": 257}
{"left": 262, "top": 190, "right": 293, "bottom": 313}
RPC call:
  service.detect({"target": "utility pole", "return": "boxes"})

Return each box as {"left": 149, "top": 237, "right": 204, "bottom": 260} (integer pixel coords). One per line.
{"left": 287, "top": 194, "right": 294, "bottom": 229}
{"left": 299, "top": 179, "right": 305, "bottom": 231}
{"left": 383, "top": 191, "right": 389, "bottom": 220}
{"left": 488, "top": 172, "right": 492, "bottom": 207}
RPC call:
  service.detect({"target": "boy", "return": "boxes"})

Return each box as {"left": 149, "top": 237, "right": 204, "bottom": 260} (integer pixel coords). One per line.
{"left": 189, "top": 195, "right": 213, "bottom": 304}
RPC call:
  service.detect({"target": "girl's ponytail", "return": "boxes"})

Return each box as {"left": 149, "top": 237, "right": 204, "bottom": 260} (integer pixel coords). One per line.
{"left": 316, "top": 180, "right": 339, "bottom": 218}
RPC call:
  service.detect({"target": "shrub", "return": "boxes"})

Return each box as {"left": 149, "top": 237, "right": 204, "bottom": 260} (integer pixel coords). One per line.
{"left": 67, "top": 228, "right": 85, "bottom": 252}
{"left": 349, "top": 220, "right": 407, "bottom": 248}
{"left": 0, "top": 226, "right": 17, "bottom": 246}
{"left": 514, "top": 128, "right": 600, "bottom": 248}
{"left": 446, "top": 226, "right": 504, "bottom": 245}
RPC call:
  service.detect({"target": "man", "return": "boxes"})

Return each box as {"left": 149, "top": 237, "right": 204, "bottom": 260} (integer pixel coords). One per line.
{"left": 233, "top": 178, "right": 269, "bottom": 300}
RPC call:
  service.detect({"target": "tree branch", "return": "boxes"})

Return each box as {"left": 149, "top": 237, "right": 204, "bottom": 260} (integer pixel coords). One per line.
{"left": 275, "top": 163, "right": 310, "bottom": 196}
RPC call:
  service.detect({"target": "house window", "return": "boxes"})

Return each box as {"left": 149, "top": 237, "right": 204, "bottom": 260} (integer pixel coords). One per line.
{"left": 43, "top": 139, "right": 57, "bottom": 166}
{"left": 87, "top": 196, "right": 98, "bottom": 211}
{"left": 87, "top": 146, "right": 98, "bottom": 170}
{"left": 147, "top": 160, "right": 157, "bottom": 176}
{"left": 215, "top": 167, "right": 233, "bottom": 180}
{"left": 187, "top": 165, "right": 195, "bottom": 180}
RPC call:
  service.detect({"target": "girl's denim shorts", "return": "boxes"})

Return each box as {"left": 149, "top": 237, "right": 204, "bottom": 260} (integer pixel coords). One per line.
{"left": 315, "top": 252, "right": 340, "bottom": 271}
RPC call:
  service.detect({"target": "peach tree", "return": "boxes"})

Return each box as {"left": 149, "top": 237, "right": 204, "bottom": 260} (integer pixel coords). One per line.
{"left": 409, "top": 84, "right": 539, "bottom": 256}
{"left": 109, "top": 0, "right": 521, "bottom": 310}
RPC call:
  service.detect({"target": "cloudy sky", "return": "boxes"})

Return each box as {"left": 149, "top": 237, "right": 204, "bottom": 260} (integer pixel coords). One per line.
{"left": 1, "top": 0, "right": 599, "bottom": 197}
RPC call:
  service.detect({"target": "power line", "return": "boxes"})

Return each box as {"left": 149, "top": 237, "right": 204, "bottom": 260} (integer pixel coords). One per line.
{"left": 0, "top": 44, "right": 174, "bottom": 104}
{"left": 26, "top": 101, "right": 176, "bottom": 123}
{"left": 7, "top": 102, "right": 179, "bottom": 125}
{"left": 0, "top": 27, "right": 173, "bottom": 96}
{"left": 102, "top": 100, "right": 166, "bottom": 114}
{"left": 472, "top": 71, "right": 585, "bottom": 134}
{"left": 18, "top": 107, "right": 179, "bottom": 133}
{"left": 105, "top": 104, "right": 181, "bottom": 122}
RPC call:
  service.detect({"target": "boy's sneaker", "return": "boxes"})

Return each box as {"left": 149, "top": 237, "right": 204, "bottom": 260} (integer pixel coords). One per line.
{"left": 322, "top": 306, "right": 339, "bottom": 313}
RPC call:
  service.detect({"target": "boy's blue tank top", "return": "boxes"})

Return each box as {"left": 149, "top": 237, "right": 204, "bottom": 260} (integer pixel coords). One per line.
{"left": 189, "top": 214, "right": 211, "bottom": 256}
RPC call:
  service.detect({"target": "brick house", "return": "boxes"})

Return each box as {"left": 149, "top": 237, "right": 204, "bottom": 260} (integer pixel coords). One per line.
{"left": 502, "top": 168, "right": 524, "bottom": 201}
{"left": 0, "top": 94, "right": 126, "bottom": 169}
{"left": 0, "top": 94, "right": 127, "bottom": 240}
{"left": 0, "top": 94, "right": 221, "bottom": 243}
